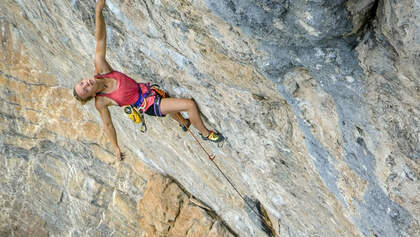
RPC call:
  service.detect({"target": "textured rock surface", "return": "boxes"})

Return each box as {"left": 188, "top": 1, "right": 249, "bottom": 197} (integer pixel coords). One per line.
{"left": 0, "top": 0, "right": 419, "bottom": 236}
{"left": 137, "top": 174, "right": 235, "bottom": 237}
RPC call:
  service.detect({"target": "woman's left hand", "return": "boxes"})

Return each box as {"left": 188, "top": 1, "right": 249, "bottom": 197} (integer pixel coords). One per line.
{"left": 96, "top": 0, "right": 106, "bottom": 10}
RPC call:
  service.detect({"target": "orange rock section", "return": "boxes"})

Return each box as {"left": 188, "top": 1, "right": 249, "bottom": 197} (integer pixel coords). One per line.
{"left": 1, "top": 14, "right": 234, "bottom": 236}
{"left": 137, "top": 174, "right": 235, "bottom": 237}
{"left": 0, "top": 19, "right": 105, "bottom": 147}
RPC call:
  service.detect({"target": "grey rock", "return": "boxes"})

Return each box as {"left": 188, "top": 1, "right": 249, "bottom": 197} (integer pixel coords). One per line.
{"left": 0, "top": 0, "right": 419, "bottom": 236}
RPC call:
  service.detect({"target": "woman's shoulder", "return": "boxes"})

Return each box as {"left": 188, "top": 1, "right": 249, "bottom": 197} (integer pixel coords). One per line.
{"left": 95, "top": 95, "right": 117, "bottom": 108}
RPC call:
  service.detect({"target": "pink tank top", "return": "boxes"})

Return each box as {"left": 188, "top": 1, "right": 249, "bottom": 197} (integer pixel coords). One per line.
{"left": 95, "top": 71, "right": 152, "bottom": 107}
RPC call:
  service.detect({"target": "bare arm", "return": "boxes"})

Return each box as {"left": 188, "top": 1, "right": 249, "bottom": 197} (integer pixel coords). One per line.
{"left": 94, "top": 0, "right": 112, "bottom": 75}
{"left": 95, "top": 100, "right": 124, "bottom": 161}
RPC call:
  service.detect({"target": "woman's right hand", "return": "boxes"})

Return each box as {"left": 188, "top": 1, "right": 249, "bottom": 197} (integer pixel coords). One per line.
{"left": 114, "top": 147, "right": 125, "bottom": 161}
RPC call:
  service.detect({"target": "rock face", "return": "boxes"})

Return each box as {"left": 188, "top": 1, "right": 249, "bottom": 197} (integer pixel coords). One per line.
{"left": 0, "top": 0, "right": 419, "bottom": 236}
{"left": 137, "top": 174, "right": 235, "bottom": 236}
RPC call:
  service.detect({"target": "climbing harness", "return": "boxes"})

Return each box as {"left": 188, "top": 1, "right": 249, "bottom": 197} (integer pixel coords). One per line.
{"left": 123, "top": 84, "right": 167, "bottom": 133}
{"left": 150, "top": 84, "right": 167, "bottom": 98}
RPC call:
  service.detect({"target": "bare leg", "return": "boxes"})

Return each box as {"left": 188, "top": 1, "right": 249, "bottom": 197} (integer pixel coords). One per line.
{"left": 160, "top": 98, "right": 210, "bottom": 137}
{"left": 169, "top": 112, "right": 190, "bottom": 127}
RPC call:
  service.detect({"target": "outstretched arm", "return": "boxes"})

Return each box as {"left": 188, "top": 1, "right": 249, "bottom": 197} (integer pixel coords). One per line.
{"left": 95, "top": 100, "right": 124, "bottom": 161}
{"left": 94, "top": 0, "right": 112, "bottom": 75}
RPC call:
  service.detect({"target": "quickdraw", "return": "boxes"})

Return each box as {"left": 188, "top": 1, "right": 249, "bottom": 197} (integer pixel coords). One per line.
{"left": 123, "top": 104, "right": 147, "bottom": 133}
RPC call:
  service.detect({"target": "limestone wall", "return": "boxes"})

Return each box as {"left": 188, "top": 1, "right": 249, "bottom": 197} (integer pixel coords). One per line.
{"left": 0, "top": 0, "right": 418, "bottom": 236}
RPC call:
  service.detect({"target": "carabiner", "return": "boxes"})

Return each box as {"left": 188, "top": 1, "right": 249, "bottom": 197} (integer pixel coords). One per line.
{"left": 140, "top": 113, "right": 147, "bottom": 133}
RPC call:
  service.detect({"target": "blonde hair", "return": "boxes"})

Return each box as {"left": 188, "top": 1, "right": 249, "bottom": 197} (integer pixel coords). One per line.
{"left": 73, "top": 88, "right": 93, "bottom": 105}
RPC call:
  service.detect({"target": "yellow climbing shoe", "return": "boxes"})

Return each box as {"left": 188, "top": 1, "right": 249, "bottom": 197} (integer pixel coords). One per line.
{"left": 201, "top": 131, "right": 224, "bottom": 143}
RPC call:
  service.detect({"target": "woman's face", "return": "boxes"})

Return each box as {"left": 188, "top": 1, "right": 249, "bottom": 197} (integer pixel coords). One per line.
{"left": 74, "top": 78, "right": 97, "bottom": 99}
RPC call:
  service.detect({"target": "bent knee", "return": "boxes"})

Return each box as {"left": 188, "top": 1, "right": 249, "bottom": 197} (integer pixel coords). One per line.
{"left": 185, "top": 99, "right": 196, "bottom": 110}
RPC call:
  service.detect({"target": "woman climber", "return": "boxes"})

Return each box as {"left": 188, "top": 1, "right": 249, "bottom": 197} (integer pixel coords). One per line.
{"left": 73, "top": 0, "right": 223, "bottom": 161}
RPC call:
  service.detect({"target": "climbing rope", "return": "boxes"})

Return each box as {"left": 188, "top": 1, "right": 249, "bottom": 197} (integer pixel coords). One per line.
{"left": 187, "top": 129, "right": 215, "bottom": 160}
{"left": 187, "top": 129, "right": 276, "bottom": 235}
